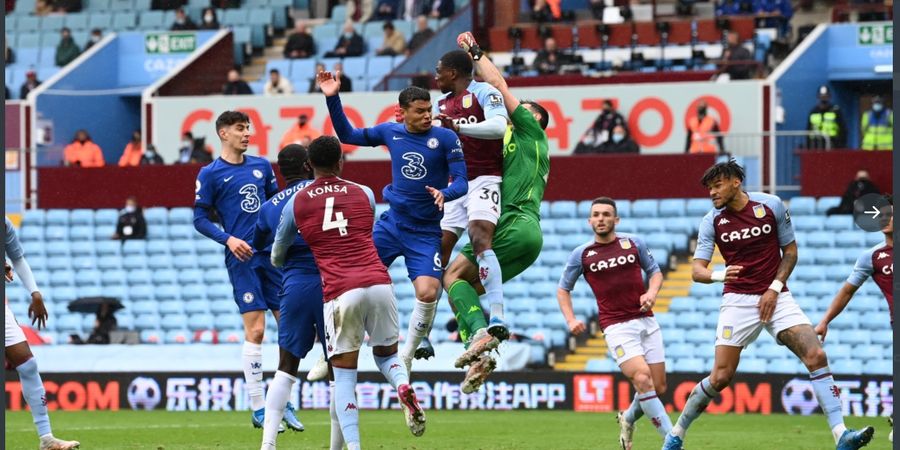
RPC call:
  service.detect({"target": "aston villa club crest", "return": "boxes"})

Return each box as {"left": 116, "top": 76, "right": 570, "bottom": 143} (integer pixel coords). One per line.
{"left": 462, "top": 94, "right": 473, "bottom": 109}
{"left": 614, "top": 345, "right": 626, "bottom": 359}
{"left": 753, "top": 204, "right": 766, "bottom": 219}
{"left": 619, "top": 239, "right": 632, "bottom": 250}
{"left": 722, "top": 326, "right": 734, "bottom": 340}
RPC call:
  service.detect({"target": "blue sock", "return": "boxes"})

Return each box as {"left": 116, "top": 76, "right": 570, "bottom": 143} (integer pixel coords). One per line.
{"left": 374, "top": 353, "right": 409, "bottom": 389}
{"left": 332, "top": 367, "right": 360, "bottom": 447}
{"left": 476, "top": 250, "right": 504, "bottom": 320}
{"left": 809, "top": 366, "right": 847, "bottom": 442}
{"left": 17, "top": 358, "right": 52, "bottom": 437}
{"left": 623, "top": 393, "right": 644, "bottom": 424}
{"left": 672, "top": 377, "right": 718, "bottom": 438}
{"left": 638, "top": 390, "right": 673, "bottom": 438}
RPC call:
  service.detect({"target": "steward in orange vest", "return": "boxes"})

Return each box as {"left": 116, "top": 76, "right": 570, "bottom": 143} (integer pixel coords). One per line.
{"left": 685, "top": 102, "right": 725, "bottom": 154}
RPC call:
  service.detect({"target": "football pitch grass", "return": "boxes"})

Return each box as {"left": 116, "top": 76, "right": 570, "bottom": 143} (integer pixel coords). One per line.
{"left": 5, "top": 410, "right": 890, "bottom": 449}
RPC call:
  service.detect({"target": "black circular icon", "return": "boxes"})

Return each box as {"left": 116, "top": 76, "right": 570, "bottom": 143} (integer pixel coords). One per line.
{"left": 853, "top": 193, "right": 893, "bottom": 232}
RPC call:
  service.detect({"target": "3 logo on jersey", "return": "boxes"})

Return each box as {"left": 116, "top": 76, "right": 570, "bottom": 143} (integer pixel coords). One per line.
{"left": 401, "top": 152, "right": 427, "bottom": 180}
{"left": 239, "top": 184, "right": 261, "bottom": 213}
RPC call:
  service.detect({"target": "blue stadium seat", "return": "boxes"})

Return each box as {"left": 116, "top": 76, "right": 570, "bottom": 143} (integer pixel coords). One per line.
{"left": 664, "top": 217, "right": 694, "bottom": 235}
{"left": 92, "top": 242, "right": 118, "bottom": 259}
{"left": 674, "top": 358, "right": 705, "bottom": 373}
{"left": 156, "top": 285, "right": 181, "bottom": 302}
{"left": 663, "top": 328, "right": 685, "bottom": 343}
{"left": 830, "top": 311, "right": 860, "bottom": 330}
{"left": 791, "top": 216, "right": 823, "bottom": 232}
{"left": 643, "top": 234, "right": 673, "bottom": 252}
{"left": 164, "top": 330, "right": 192, "bottom": 344}
{"left": 188, "top": 313, "right": 215, "bottom": 331}
{"left": 695, "top": 297, "right": 720, "bottom": 313}
{"left": 816, "top": 196, "right": 841, "bottom": 214}
{"left": 100, "top": 269, "right": 128, "bottom": 287}
{"left": 158, "top": 300, "right": 183, "bottom": 315}
{"left": 146, "top": 241, "right": 171, "bottom": 256}
{"left": 148, "top": 255, "right": 173, "bottom": 270}
{"left": 840, "top": 329, "right": 871, "bottom": 346}
{"left": 635, "top": 218, "right": 665, "bottom": 234}
{"left": 45, "top": 210, "right": 69, "bottom": 226}
{"left": 160, "top": 313, "right": 189, "bottom": 331}
{"left": 766, "top": 358, "right": 801, "bottom": 374}
{"left": 139, "top": 10, "right": 165, "bottom": 29}
{"left": 45, "top": 226, "right": 69, "bottom": 241}
{"left": 214, "top": 313, "right": 240, "bottom": 329}
{"left": 168, "top": 207, "right": 193, "bottom": 225}
{"left": 45, "top": 241, "right": 72, "bottom": 258}
{"left": 122, "top": 240, "right": 147, "bottom": 257}
{"left": 864, "top": 359, "right": 893, "bottom": 375}
{"left": 676, "top": 312, "right": 705, "bottom": 330}
{"left": 667, "top": 343, "right": 695, "bottom": 359}
{"left": 96, "top": 256, "right": 122, "bottom": 272}
{"left": 834, "top": 232, "right": 865, "bottom": 249}
{"left": 122, "top": 255, "right": 148, "bottom": 270}
{"left": 741, "top": 358, "right": 768, "bottom": 373}
{"left": 17, "top": 33, "right": 41, "bottom": 48}
{"left": 658, "top": 199, "right": 686, "bottom": 217}
{"left": 829, "top": 359, "right": 861, "bottom": 375}
{"left": 177, "top": 269, "right": 204, "bottom": 285}
{"left": 168, "top": 225, "right": 195, "bottom": 240}
{"left": 792, "top": 266, "right": 824, "bottom": 282}
{"left": 88, "top": 12, "right": 113, "bottom": 29}
{"left": 48, "top": 270, "right": 76, "bottom": 288}
{"left": 69, "top": 209, "right": 94, "bottom": 226}
{"left": 194, "top": 238, "right": 222, "bottom": 257}
{"left": 584, "top": 358, "right": 618, "bottom": 372}
{"left": 52, "top": 286, "right": 78, "bottom": 303}
{"left": 814, "top": 248, "right": 843, "bottom": 265}
{"left": 140, "top": 329, "right": 163, "bottom": 344}
{"left": 133, "top": 312, "right": 161, "bottom": 330}
{"left": 19, "top": 226, "right": 43, "bottom": 243}
{"left": 208, "top": 284, "right": 234, "bottom": 303}
{"left": 127, "top": 269, "right": 153, "bottom": 287}
{"left": 56, "top": 315, "right": 83, "bottom": 333}
{"left": 554, "top": 219, "right": 583, "bottom": 235}
{"left": 210, "top": 298, "right": 234, "bottom": 315}
{"left": 76, "top": 270, "right": 102, "bottom": 287}
{"left": 116, "top": 314, "right": 135, "bottom": 330}
{"left": 184, "top": 298, "right": 210, "bottom": 314}
{"left": 668, "top": 297, "right": 694, "bottom": 313}
{"left": 68, "top": 226, "right": 93, "bottom": 242}
{"left": 689, "top": 283, "right": 721, "bottom": 297}
{"left": 93, "top": 208, "right": 118, "bottom": 227}
{"left": 824, "top": 215, "right": 853, "bottom": 232}
{"left": 864, "top": 232, "right": 886, "bottom": 247}
{"left": 113, "top": 11, "right": 137, "bottom": 29}
{"left": 22, "top": 210, "right": 46, "bottom": 228}
{"left": 199, "top": 255, "right": 221, "bottom": 270}
{"left": 630, "top": 199, "right": 658, "bottom": 218}
{"left": 143, "top": 207, "right": 168, "bottom": 226}
{"left": 788, "top": 196, "right": 816, "bottom": 215}
{"left": 550, "top": 201, "right": 577, "bottom": 218}
{"left": 152, "top": 269, "right": 179, "bottom": 287}
{"left": 683, "top": 329, "right": 713, "bottom": 345}
{"left": 849, "top": 295, "right": 880, "bottom": 313}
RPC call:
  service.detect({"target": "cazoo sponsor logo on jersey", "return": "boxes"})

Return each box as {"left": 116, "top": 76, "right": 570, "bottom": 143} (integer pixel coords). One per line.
{"left": 589, "top": 254, "right": 636, "bottom": 272}
{"left": 720, "top": 224, "right": 773, "bottom": 243}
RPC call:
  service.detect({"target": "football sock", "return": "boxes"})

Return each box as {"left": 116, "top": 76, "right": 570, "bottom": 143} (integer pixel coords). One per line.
{"left": 452, "top": 304, "right": 473, "bottom": 346}
{"left": 16, "top": 358, "right": 52, "bottom": 437}
{"left": 402, "top": 300, "right": 436, "bottom": 361}
{"left": 329, "top": 381, "right": 345, "bottom": 450}
{"left": 623, "top": 393, "right": 644, "bottom": 424}
{"left": 638, "top": 390, "right": 673, "bottom": 438}
{"left": 333, "top": 367, "right": 361, "bottom": 447}
{"left": 476, "top": 250, "right": 504, "bottom": 321}
{"left": 448, "top": 280, "right": 488, "bottom": 335}
{"left": 672, "top": 377, "right": 718, "bottom": 438}
{"left": 374, "top": 353, "right": 410, "bottom": 389}
{"left": 262, "top": 371, "right": 295, "bottom": 446}
{"left": 809, "top": 366, "right": 847, "bottom": 443}
{"left": 242, "top": 341, "right": 265, "bottom": 410}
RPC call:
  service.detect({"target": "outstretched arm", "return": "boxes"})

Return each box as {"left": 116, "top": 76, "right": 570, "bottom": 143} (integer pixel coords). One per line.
{"left": 457, "top": 32, "right": 520, "bottom": 114}
{"left": 319, "top": 71, "right": 383, "bottom": 147}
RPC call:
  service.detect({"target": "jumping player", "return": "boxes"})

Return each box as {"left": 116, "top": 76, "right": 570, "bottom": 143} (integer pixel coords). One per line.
{"left": 662, "top": 160, "right": 874, "bottom": 450}
{"left": 318, "top": 71, "right": 468, "bottom": 371}
{"left": 441, "top": 32, "right": 550, "bottom": 392}
{"left": 254, "top": 144, "right": 326, "bottom": 449}
{"left": 556, "top": 198, "right": 671, "bottom": 450}
{"left": 416, "top": 49, "right": 511, "bottom": 358}
{"left": 193, "top": 111, "right": 293, "bottom": 430}
{"left": 5, "top": 217, "right": 80, "bottom": 450}
{"left": 272, "top": 136, "right": 427, "bottom": 449}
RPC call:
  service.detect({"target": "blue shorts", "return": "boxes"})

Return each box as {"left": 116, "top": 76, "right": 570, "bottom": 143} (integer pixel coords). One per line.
{"left": 373, "top": 210, "right": 442, "bottom": 281}
{"left": 279, "top": 271, "right": 327, "bottom": 359}
{"left": 226, "top": 253, "right": 281, "bottom": 314}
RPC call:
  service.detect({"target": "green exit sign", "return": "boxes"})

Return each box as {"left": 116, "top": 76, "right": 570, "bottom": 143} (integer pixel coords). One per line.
{"left": 145, "top": 33, "right": 197, "bottom": 54}
{"left": 858, "top": 24, "right": 892, "bottom": 46}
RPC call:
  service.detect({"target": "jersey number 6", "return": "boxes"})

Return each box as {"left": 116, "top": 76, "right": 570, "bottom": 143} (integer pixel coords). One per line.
{"left": 322, "top": 197, "right": 349, "bottom": 236}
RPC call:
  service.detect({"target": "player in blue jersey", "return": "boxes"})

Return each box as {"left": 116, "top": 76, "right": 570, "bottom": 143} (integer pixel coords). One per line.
{"left": 317, "top": 70, "right": 468, "bottom": 370}
{"left": 253, "top": 144, "right": 329, "bottom": 449}
{"left": 193, "top": 110, "right": 289, "bottom": 431}
{"left": 5, "top": 218, "right": 80, "bottom": 450}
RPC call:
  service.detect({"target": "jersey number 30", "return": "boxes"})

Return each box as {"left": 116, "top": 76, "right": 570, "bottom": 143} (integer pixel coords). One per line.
{"left": 322, "top": 197, "right": 348, "bottom": 236}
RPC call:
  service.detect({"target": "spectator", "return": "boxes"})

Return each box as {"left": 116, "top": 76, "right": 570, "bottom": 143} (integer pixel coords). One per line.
{"left": 720, "top": 32, "right": 755, "bottom": 80}
{"left": 684, "top": 101, "right": 725, "bottom": 154}
{"left": 324, "top": 22, "right": 365, "bottom": 58}
{"left": 279, "top": 114, "right": 322, "bottom": 149}
{"left": 211, "top": 0, "right": 240, "bottom": 8}
{"left": 532, "top": 37, "right": 565, "bottom": 74}
{"left": 715, "top": 0, "right": 753, "bottom": 15}
{"left": 140, "top": 144, "right": 165, "bottom": 165}
{"left": 176, "top": 132, "right": 215, "bottom": 164}
{"left": 112, "top": 196, "right": 147, "bottom": 241}
{"left": 83, "top": 28, "right": 103, "bottom": 52}
{"left": 35, "top": 0, "right": 53, "bottom": 14}
{"left": 171, "top": 8, "right": 197, "bottom": 30}
{"left": 264, "top": 69, "right": 294, "bottom": 96}
{"left": 407, "top": 15, "right": 434, "bottom": 54}
{"left": 199, "top": 7, "right": 220, "bottom": 29}
{"left": 574, "top": 100, "right": 626, "bottom": 153}
{"left": 5, "top": 45, "right": 13, "bottom": 64}
{"left": 86, "top": 303, "right": 118, "bottom": 344}
{"left": 532, "top": 0, "right": 560, "bottom": 21}
{"left": 222, "top": 69, "right": 252, "bottom": 95}
{"left": 599, "top": 125, "right": 640, "bottom": 153}
{"left": 806, "top": 85, "right": 846, "bottom": 148}
{"left": 308, "top": 62, "right": 326, "bottom": 93}
{"left": 826, "top": 169, "right": 880, "bottom": 215}
{"left": 376, "top": 21, "right": 406, "bottom": 56}
{"left": 19, "top": 69, "right": 41, "bottom": 99}
{"left": 753, "top": 0, "right": 792, "bottom": 37}
{"left": 333, "top": 61, "right": 353, "bottom": 92}
{"left": 55, "top": 28, "right": 81, "bottom": 67}
{"left": 118, "top": 130, "right": 144, "bottom": 167}
{"left": 374, "top": 0, "right": 401, "bottom": 20}
{"left": 860, "top": 95, "right": 892, "bottom": 151}
{"left": 283, "top": 20, "right": 315, "bottom": 59}
{"left": 426, "top": 0, "right": 454, "bottom": 18}
{"left": 63, "top": 129, "right": 105, "bottom": 167}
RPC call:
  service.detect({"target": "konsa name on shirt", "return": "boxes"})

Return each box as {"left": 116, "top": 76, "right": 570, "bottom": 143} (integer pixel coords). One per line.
{"left": 306, "top": 184, "right": 348, "bottom": 198}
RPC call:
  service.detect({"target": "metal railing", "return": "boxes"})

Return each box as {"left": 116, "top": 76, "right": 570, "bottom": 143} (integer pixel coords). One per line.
{"left": 707, "top": 130, "right": 831, "bottom": 194}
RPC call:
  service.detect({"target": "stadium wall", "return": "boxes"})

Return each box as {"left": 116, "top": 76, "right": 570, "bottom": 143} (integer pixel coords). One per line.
{"left": 798, "top": 150, "right": 893, "bottom": 197}
{"left": 5, "top": 371, "right": 890, "bottom": 418}
{"left": 35, "top": 154, "right": 718, "bottom": 208}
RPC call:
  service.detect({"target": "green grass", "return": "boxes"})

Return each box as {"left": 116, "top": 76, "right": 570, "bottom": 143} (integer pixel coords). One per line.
{"left": 5, "top": 410, "right": 891, "bottom": 449}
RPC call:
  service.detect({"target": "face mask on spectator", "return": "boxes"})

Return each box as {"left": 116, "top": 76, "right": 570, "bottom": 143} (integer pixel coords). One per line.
{"left": 182, "top": 139, "right": 192, "bottom": 148}
{"left": 873, "top": 102, "right": 883, "bottom": 112}
{"left": 125, "top": 204, "right": 136, "bottom": 213}
{"left": 344, "top": 31, "right": 353, "bottom": 39}
{"left": 204, "top": 13, "right": 214, "bottom": 22}
{"left": 91, "top": 35, "right": 101, "bottom": 43}
{"left": 612, "top": 133, "right": 625, "bottom": 143}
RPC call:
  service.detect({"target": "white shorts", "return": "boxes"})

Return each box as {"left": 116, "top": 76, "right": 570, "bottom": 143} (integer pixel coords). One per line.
{"left": 715, "top": 291, "right": 811, "bottom": 347}
{"left": 604, "top": 317, "right": 666, "bottom": 365}
{"left": 6, "top": 304, "right": 26, "bottom": 347}
{"left": 441, "top": 175, "right": 502, "bottom": 235}
{"left": 323, "top": 284, "right": 399, "bottom": 358}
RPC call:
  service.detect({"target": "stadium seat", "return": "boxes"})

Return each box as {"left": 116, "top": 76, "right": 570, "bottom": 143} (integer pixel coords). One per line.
{"left": 830, "top": 311, "right": 859, "bottom": 330}
{"left": 45, "top": 226, "right": 68, "bottom": 241}
{"left": 173, "top": 254, "right": 199, "bottom": 270}
{"left": 788, "top": 197, "right": 816, "bottom": 215}
{"left": 549, "top": 201, "right": 577, "bottom": 218}
{"left": 139, "top": 10, "right": 165, "bottom": 29}
{"left": 864, "top": 359, "right": 893, "bottom": 375}
{"left": 46, "top": 209, "right": 69, "bottom": 226}
{"left": 139, "top": 329, "right": 163, "bottom": 344}
{"left": 122, "top": 255, "right": 148, "bottom": 270}
{"left": 584, "top": 358, "right": 618, "bottom": 372}
{"left": 148, "top": 255, "right": 173, "bottom": 270}
{"left": 160, "top": 314, "right": 189, "bottom": 331}
{"left": 834, "top": 232, "right": 865, "bottom": 248}
{"left": 829, "top": 359, "right": 861, "bottom": 375}
{"left": 824, "top": 215, "right": 853, "bottom": 232}
{"left": 674, "top": 358, "right": 705, "bottom": 373}
{"left": 158, "top": 300, "right": 183, "bottom": 315}
{"left": 94, "top": 240, "right": 120, "bottom": 257}
{"left": 129, "top": 284, "right": 155, "bottom": 301}
{"left": 741, "top": 358, "right": 768, "bottom": 373}
{"left": 630, "top": 199, "right": 658, "bottom": 218}
{"left": 815, "top": 196, "right": 841, "bottom": 214}
{"left": 23, "top": 209, "right": 46, "bottom": 228}
{"left": 208, "top": 284, "right": 234, "bottom": 302}
{"left": 94, "top": 208, "right": 118, "bottom": 226}
{"left": 664, "top": 328, "right": 685, "bottom": 344}
{"left": 219, "top": 328, "right": 244, "bottom": 343}
{"left": 168, "top": 208, "right": 193, "bottom": 225}
{"left": 147, "top": 241, "right": 171, "bottom": 256}
{"left": 122, "top": 240, "right": 147, "bottom": 257}
{"left": 793, "top": 266, "right": 824, "bottom": 282}
{"left": 188, "top": 313, "right": 215, "bottom": 331}
{"left": 668, "top": 297, "right": 694, "bottom": 313}
{"left": 791, "top": 216, "right": 823, "bottom": 232}
{"left": 155, "top": 285, "right": 181, "bottom": 301}
{"left": 667, "top": 343, "right": 695, "bottom": 359}
{"left": 69, "top": 209, "right": 94, "bottom": 226}
{"left": 658, "top": 199, "right": 686, "bottom": 217}
{"left": 164, "top": 329, "right": 192, "bottom": 344}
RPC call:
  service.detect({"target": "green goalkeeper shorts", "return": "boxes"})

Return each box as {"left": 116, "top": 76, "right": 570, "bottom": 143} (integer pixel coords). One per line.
{"left": 460, "top": 212, "right": 543, "bottom": 283}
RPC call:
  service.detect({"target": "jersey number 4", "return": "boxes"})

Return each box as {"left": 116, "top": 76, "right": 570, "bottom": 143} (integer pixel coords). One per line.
{"left": 322, "top": 197, "right": 348, "bottom": 236}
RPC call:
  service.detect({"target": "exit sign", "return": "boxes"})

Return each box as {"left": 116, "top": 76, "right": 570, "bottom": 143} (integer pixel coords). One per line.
{"left": 858, "top": 24, "right": 892, "bottom": 46}
{"left": 145, "top": 33, "right": 197, "bottom": 54}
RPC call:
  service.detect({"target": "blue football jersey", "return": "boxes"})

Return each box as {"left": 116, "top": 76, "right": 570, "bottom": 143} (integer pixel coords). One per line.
{"left": 253, "top": 179, "right": 318, "bottom": 273}
{"left": 195, "top": 156, "right": 279, "bottom": 243}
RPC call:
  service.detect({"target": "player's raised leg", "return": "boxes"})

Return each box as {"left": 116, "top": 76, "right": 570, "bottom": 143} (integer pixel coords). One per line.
{"left": 778, "top": 324, "right": 874, "bottom": 449}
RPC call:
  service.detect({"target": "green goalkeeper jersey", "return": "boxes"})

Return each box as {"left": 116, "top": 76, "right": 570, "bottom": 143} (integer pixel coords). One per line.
{"left": 501, "top": 104, "right": 550, "bottom": 219}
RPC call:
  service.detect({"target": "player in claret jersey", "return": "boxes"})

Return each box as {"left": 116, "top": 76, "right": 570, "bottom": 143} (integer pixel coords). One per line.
{"left": 662, "top": 160, "right": 873, "bottom": 450}
{"left": 272, "top": 136, "right": 427, "bottom": 450}
{"left": 556, "top": 198, "right": 671, "bottom": 450}
{"left": 816, "top": 195, "right": 892, "bottom": 443}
